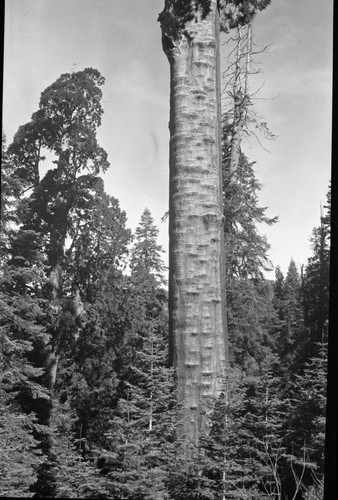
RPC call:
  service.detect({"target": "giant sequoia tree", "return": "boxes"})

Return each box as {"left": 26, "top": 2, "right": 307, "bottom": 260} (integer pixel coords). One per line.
{"left": 158, "top": 0, "right": 271, "bottom": 450}
{"left": 8, "top": 68, "right": 109, "bottom": 388}
{"left": 158, "top": 0, "right": 228, "bottom": 450}
{"left": 6, "top": 68, "right": 109, "bottom": 495}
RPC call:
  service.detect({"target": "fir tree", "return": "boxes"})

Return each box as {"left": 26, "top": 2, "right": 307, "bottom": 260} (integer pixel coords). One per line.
{"left": 278, "top": 341, "right": 327, "bottom": 499}
{"left": 274, "top": 259, "right": 305, "bottom": 376}
{"left": 222, "top": 116, "right": 278, "bottom": 377}
{"left": 0, "top": 140, "right": 51, "bottom": 496}
{"left": 302, "top": 186, "right": 330, "bottom": 359}
{"left": 227, "top": 278, "right": 276, "bottom": 375}
{"left": 1, "top": 134, "right": 21, "bottom": 261}
{"left": 130, "top": 207, "right": 166, "bottom": 282}
{"left": 223, "top": 152, "right": 277, "bottom": 282}
{"left": 94, "top": 210, "right": 174, "bottom": 499}
{"left": 50, "top": 399, "right": 110, "bottom": 498}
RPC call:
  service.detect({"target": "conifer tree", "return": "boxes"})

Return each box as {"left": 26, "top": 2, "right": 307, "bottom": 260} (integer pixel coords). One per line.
{"left": 8, "top": 68, "right": 109, "bottom": 389}
{"left": 223, "top": 152, "right": 277, "bottom": 282}
{"left": 53, "top": 191, "right": 131, "bottom": 452}
{"left": 221, "top": 17, "right": 277, "bottom": 378}
{"left": 277, "top": 341, "right": 328, "bottom": 499}
{"left": 227, "top": 278, "right": 276, "bottom": 374}
{"left": 1, "top": 137, "right": 51, "bottom": 496}
{"left": 93, "top": 210, "right": 175, "bottom": 498}
{"left": 270, "top": 191, "right": 330, "bottom": 497}
{"left": 1, "top": 134, "right": 21, "bottom": 260}
{"left": 222, "top": 149, "right": 277, "bottom": 375}
{"left": 0, "top": 257, "right": 49, "bottom": 497}
{"left": 130, "top": 207, "right": 166, "bottom": 281}
{"left": 6, "top": 68, "right": 112, "bottom": 495}
{"left": 50, "top": 399, "right": 110, "bottom": 498}
{"left": 302, "top": 186, "right": 330, "bottom": 359}
{"left": 275, "top": 259, "right": 305, "bottom": 375}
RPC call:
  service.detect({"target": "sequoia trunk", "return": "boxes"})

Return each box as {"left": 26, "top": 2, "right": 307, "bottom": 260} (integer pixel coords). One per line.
{"left": 159, "top": 0, "right": 228, "bottom": 449}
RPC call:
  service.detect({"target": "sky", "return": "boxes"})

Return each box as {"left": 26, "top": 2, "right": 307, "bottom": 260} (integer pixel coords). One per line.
{"left": 3, "top": 0, "right": 333, "bottom": 278}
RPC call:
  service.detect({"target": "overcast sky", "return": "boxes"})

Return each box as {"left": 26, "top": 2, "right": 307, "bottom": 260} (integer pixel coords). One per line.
{"left": 3, "top": 0, "right": 333, "bottom": 278}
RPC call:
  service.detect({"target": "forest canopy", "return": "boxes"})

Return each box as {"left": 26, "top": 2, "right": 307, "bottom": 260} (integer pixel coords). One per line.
{"left": 1, "top": 61, "right": 330, "bottom": 498}
{"left": 1, "top": 1, "right": 332, "bottom": 498}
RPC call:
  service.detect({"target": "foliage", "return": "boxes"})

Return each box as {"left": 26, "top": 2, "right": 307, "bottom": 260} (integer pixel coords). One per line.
{"left": 0, "top": 138, "right": 50, "bottom": 496}
{"left": 1, "top": 135, "right": 21, "bottom": 258}
{"left": 302, "top": 186, "right": 330, "bottom": 359}
{"left": 284, "top": 342, "right": 327, "bottom": 486}
{"left": 0, "top": 398, "right": 44, "bottom": 498}
{"left": 223, "top": 156, "right": 277, "bottom": 281}
{"left": 226, "top": 278, "right": 276, "bottom": 375}
{"left": 95, "top": 210, "right": 174, "bottom": 498}
{"left": 57, "top": 269, "right": 127, "bottom": 449}
{"left": 219, "top": 0, "right": 272, "bottom": 32}
{"left": 53, "top": 190, "right": 131, "bottom": 450}
{"left": 50, "top": 399, "right": 110, "bottom": 498}
{"left": 0, "top": 271, "right": 48, "bottom": 498}
{"left": 130, "top": 208, "right": 166, "bottom": 281}
{"left": 4, "top": 68, "right": 112, "bottom": 497}
{"left": 2, "top": 55, "right": 329, "bottom": 498}
{"left": 271, "top": 260, "right": 306, "bottom": 380}
{"left": 158, "top": 0, "right": 271, "bottom": 40}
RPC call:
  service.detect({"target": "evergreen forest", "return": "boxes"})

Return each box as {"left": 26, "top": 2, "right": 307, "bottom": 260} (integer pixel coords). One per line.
{"left": 0, "top": 4, "right": 332, "bottom": 499}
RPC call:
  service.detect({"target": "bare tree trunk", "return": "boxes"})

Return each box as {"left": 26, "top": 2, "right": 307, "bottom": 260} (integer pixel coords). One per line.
{"left": 159, "top": 0, "right": 228, "bottom": 451}
{"left": 228, "top": 24, "right": 252, "bottom": 177}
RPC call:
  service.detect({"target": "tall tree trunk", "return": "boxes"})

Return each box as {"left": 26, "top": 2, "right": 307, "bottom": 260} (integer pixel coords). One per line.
{"left": 48, "top": 211, "right": 67, "bottom": 389}
{"left": 159, "top": 0, "right": 228, "bottom": 451}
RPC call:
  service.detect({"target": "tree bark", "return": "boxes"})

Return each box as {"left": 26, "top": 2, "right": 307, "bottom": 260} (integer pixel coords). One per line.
{"left": 159, "top": 0, "right": 228, "bottom": 450}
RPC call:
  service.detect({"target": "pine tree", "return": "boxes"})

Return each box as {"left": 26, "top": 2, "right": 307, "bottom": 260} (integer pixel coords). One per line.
{"left": 56, "top": 273, "right": 125, "bottom": 450}
{"left": 222, "top": 141, "right": 277, "bottom": 377}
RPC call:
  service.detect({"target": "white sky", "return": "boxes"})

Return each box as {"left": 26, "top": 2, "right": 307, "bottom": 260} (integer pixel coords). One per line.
{"left": 3, "top": 0, "right": 333, "bottom": 278}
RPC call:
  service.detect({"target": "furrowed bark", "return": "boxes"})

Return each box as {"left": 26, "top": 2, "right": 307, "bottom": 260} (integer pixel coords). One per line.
{"left": 159, "top": 0, "right": 228, "bottom": 450}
